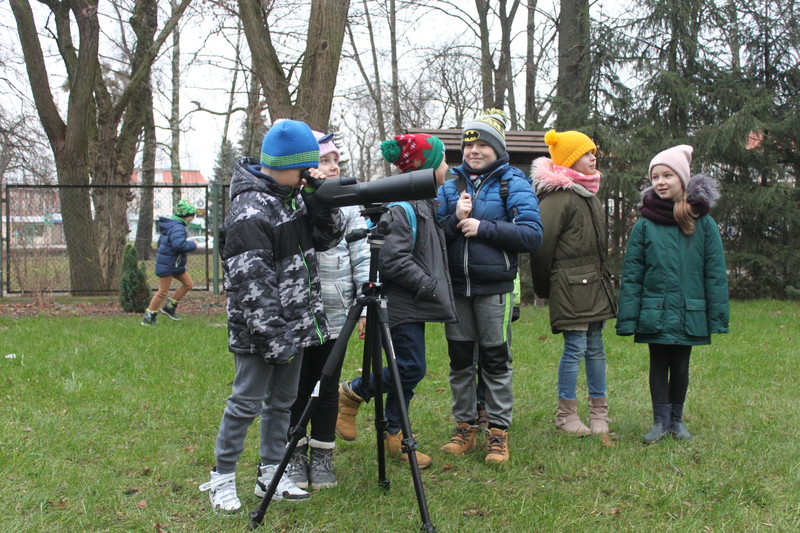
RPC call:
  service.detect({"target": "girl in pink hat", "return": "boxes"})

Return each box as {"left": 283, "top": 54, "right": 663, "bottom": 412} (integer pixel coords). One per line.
{"left": 616, "top": 145, "right": 730, "bottom": 443}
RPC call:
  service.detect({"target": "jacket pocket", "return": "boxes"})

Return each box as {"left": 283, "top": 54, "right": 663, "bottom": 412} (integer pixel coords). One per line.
{"left": 637, "top": 297, "right": 665, "bottom": 333}
{"left": 565, "top": 270, "right": 599, "bottom": 316}
{"left": 684, "top": 298, "right": 709, "bottom": 337}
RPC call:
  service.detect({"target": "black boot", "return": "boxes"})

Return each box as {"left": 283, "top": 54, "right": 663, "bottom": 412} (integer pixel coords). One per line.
{"left": 643, "top": 404, "right": 670, "bottom": 443}
{"left": 669, "top": 404, "right": 693, "bottom": 440}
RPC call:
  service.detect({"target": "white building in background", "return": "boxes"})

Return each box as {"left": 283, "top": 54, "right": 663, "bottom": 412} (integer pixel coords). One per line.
{"left": 128, "top": 169, "right": 209, "bottom": 241}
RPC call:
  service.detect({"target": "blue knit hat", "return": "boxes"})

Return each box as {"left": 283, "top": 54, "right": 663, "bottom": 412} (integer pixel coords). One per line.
{"left": 260, "top": 119, "right": 320, "bottom": 170}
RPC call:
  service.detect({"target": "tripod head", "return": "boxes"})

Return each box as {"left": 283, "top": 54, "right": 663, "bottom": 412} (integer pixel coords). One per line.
{"left": 344, "top": 204, "right": 395, "bottom": 246}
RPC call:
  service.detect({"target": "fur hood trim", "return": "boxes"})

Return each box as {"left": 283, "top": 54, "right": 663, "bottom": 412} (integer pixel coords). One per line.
{"left": 642, "top": 173, "right": 720, "bottom": 207}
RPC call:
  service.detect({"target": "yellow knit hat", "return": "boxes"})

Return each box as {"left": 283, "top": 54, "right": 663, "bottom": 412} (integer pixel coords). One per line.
{"left": 544, "top": 129, "right": 597, "bottom": 169}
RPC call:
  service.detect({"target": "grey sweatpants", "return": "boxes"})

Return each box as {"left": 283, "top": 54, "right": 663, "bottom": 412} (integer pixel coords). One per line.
{"left": 444, "top": 293, "right": 514, "bottom": 428}
{"left": 213, "top": 352, "right": 303, "bottom": 474}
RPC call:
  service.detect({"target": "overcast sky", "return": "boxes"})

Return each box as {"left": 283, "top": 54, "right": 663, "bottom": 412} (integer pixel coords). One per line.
{"left": 0, "top": 1, "right": 555, "bottom": 182}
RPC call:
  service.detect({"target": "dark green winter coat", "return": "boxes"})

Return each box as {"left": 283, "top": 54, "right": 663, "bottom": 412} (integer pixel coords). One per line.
{"left": 615, "top": 180, "right": 729, "bottom": 345}
{"left": 530, "top": 158, "right": 616, "bottom": 333}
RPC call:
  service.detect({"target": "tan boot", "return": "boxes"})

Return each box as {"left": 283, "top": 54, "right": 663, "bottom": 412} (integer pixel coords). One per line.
{"left": 335, "top": 380, "right": 363, "bottom": 441}
{"left": 384, "top": 432, "right": 432, "bottom": 469}
{"left": 441, "top": 422, "right": 479, "bottom": 455}
{"left": 556, "top": 399, "right": 591, "bottom": 436}
{"left": 484, "top": 428, "right": 509, "bottom": 464}
{"left": 588, "top": 396, "right": 610, "bottom": 435}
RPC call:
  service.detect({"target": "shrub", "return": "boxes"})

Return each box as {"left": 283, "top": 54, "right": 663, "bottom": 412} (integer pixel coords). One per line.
{"left": 119, "top": 244, "right": 150, "bottom": 312}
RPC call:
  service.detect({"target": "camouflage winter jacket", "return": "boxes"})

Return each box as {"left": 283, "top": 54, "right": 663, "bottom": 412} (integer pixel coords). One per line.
{"left": 221, "top": 158, "right": 344, "bottom": 363}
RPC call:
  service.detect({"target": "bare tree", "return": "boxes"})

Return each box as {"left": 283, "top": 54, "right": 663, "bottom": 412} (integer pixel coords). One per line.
{"left": 427, "top": 0, "right": 523, "bottom": 124}
{"left": 346, "top": 0, "right": 392, "bottom": 175}
{"left": 10, "top": 0, "right": 192, "bottom": 293}
{"left": 169, "top": 0, "right": 182, "bottom": 208}
{"left": 523, "top": 0, "right": 557, "bottom": 129}
{"left": 238, "top": 0, "right": 351, "bottom": 130}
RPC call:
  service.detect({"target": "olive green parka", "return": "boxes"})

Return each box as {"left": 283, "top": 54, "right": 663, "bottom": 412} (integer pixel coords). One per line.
{"left": 530, "top": 158, "right": 617, "bottom": 333}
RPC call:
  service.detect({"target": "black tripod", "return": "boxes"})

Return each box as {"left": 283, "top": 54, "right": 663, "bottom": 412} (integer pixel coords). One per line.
{"left": 249, "top": 206, "right": 436, "bottom": 532}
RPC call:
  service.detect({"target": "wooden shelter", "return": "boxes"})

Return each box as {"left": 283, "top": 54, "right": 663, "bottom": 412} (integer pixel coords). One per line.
{"left": 405, "top": 129, "right": 548, "bottom": 171}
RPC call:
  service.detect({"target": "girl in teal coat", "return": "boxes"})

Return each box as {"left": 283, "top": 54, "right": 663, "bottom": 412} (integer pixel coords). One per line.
{"left": 616, "top": 145, "right": 729, "bottom": 443}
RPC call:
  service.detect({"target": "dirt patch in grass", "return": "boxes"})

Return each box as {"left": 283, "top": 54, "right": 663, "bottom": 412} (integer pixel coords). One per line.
{"left": 0, "top": 291, "right": 226, "bottom": 318}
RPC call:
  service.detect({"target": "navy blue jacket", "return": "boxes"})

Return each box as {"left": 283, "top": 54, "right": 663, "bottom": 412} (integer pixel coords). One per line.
{"left": 154, "top": 216, "right": 197, "bottom": 277}
{"left": 437, "top": 163, "right": 543, "bottom": 296}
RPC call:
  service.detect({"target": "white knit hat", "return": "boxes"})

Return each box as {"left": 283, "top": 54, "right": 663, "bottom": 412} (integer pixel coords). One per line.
{"left": 649, "top": 145, "right": 693, "bottom": 188}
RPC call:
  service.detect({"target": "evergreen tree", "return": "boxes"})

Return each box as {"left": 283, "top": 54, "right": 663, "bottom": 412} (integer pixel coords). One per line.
{"left": 119, "top": 244, "right": 150, "bottom": 313}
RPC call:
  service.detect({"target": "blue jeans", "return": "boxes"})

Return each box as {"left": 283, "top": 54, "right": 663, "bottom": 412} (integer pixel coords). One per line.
{"left": 558, "top": 322, "right": 606, "bottom": 400}
{"left": 350, "top": 322, "right": 426, "bottom": 434}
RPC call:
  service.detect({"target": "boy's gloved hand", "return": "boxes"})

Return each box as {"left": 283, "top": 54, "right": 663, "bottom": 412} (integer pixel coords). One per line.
{"left": 300, "top": 168, "right": 335, "bottom": 220}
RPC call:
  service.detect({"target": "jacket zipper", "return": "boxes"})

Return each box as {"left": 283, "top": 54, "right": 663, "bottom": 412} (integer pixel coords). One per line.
{"left": 299, "top": 245, "right": 325, "bottom": 344}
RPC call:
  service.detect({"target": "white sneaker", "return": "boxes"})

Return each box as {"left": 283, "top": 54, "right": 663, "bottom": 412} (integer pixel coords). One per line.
{"left": 254, "top": 463, "right": 311, "bottom": 501}
{"left": 199, "top": 470, "right": 241, "bottom": 513}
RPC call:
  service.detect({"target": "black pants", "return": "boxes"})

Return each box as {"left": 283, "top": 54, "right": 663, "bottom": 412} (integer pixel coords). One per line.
{"left": 289, "top": 338, "right": 344, "bottom": 443}
{"left": 648, "top": 343, "right": 692, "bottom": 406}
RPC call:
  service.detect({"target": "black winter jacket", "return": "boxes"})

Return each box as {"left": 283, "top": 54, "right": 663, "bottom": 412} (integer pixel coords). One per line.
{"left": 221, "top": 158, "right": 344, "bottom": 363}
{"left": 379, "top": 198, "right": 457, "bottom": 327}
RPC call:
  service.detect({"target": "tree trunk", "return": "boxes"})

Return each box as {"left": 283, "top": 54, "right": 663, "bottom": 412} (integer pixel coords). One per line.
{"left": 388, "top": 0, "right": 401, "bottom": 135}
{"left": 11, "top": 0, "right": 192, "bottom": 294}
{"left": 241, "top": 0, "right": 350, "bottom": 129}
{"left": 170, "top": 0, "right": 182, "bottom": 210}
{"left": 524, "top": 0, "right": 540, "bottom": 129}
{"left": 11, "top": 0, "right": 104, "bottom": 294}
{"left": 347, "top": 1, "right": 390, "bottom": 175}
{"left": 136, "top": 95, "right": 156, "bottom": 260}
{"left": 555, "top": 0, "right": 590, "bottom": 130}
{"left": 475, "top": 0, "right": 494, "bottom": 110}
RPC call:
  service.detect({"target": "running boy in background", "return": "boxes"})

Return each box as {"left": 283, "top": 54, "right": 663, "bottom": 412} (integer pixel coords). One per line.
{"left": 437, "top": 110, "right": 543, "bottom": 464}
{"left": 335, "top": 133, "right": 456, "bottom": 469}
{"left": 200, "top": 119, "right": 343, "bottom": 513}
{"left": 141, "top": 200, "right": 197, "bottom": 326}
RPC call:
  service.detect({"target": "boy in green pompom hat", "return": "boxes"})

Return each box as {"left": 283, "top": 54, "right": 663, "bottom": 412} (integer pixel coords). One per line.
{"left": 336, "top": 132, "right": 455, "bottom": 469}
{"left": 141, "top": 200, "right": 198, "bottom": 325}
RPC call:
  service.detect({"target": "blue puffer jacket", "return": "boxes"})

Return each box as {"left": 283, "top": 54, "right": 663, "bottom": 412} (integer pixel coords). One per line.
{"left": 154, "top": 216, "right": 196, "bottom": 277}
{"left": 437, "top": 163, "right": 543, "bottom": 296}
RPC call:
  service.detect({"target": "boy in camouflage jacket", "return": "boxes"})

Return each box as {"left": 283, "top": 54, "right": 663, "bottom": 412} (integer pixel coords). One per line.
{"left": 200, "top": 120, "right": 343, "bottom": 512}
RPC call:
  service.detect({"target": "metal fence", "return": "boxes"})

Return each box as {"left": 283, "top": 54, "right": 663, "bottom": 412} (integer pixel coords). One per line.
{"left": 1, "top": 183, "right": 229, "bottom": 296}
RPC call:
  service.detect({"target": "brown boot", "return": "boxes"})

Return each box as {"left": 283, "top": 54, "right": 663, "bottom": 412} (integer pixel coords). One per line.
{"left": 384, "top": 432, "right": 432, "bottom": 469}
{"left": 484, "top": 428, "right": 509, "bottom": 464}
{"left": 335, "top": 380, "right": 363, "bottom": 441}
{"left": 588, "top": 396, "right": 610, "bottom": 435}
{"left": 556, "top": 399, "right": 591, "bottom": 436}
{"left": 441, "top": 422, "right": 479, "bottom": 455}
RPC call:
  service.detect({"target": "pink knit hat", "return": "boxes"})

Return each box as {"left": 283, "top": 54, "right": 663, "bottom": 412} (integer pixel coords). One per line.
{"left": 312, "top": 130, "right": 340, "bottom": 159}
{"left": 649, "top": 145, "right": 693, "bottom": 188}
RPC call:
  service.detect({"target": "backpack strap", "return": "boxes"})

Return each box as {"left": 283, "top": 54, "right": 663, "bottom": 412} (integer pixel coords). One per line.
{"left": 458, "top": 175, "right": 516, "bottom": 217}
{"left": 387, "top": 201, "right": 417, "bottom": 251}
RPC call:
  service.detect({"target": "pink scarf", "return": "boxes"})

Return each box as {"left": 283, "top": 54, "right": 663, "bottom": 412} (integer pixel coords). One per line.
{"left": 563, "top": 166, "right": 600, "bottom": 194}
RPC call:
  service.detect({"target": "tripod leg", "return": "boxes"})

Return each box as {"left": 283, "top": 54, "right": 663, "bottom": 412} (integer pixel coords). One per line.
{"left": 248, "top": 302, "right": 366, "bottom": 530}
{"left": 372, "top": 299, "right": 437, "bottom": 533}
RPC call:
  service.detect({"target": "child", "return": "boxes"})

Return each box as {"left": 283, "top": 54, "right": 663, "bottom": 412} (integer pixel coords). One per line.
{"left": 530, "top": 130, "right": 617, "bottom": 436}
{"left": 436, "top": 110, "right": 542, "bottom": 463}
{"left": 335, "top": 133, "right": 456, "bottom": 469}
{"left": 616, "top": 145, "right": 729, "bottom": 443}
{"left": 141, "top": 200, "right": 197, "bottom": 325}
{"left": 284, "top": 131, "right": 370, "bottom": 491}
{"left": 199, "top": 119, "right": 344, "bottom": 512}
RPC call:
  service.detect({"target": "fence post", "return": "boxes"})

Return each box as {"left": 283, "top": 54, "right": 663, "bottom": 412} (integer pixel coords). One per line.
{"left": 0, "top": 185, "right": 4, "bottom": 297}
{"left": 211, "top": 181, "right": 221, "bottom": 295}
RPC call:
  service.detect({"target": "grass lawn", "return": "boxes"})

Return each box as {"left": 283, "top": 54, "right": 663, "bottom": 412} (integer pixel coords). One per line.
{"left": 1, "top": 300, "right": 798, "bottom": 532}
